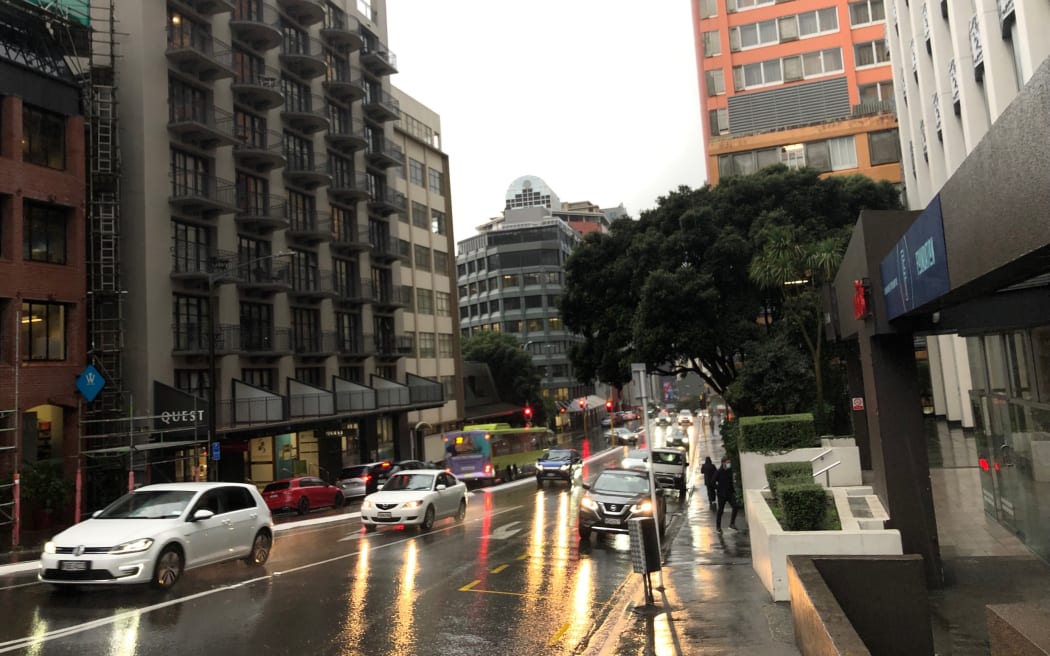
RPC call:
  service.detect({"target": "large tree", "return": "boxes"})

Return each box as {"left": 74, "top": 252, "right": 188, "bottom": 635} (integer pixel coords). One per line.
{"left": 460, "top": 331, "right": 542, "bottom": 409}
{"left": 561, "top": 166, "right": 901, "bottom": 418}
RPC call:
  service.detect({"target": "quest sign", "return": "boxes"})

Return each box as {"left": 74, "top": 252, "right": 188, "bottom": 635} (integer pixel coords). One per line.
{"left": 153, "top": 381, "right": 208, "bottom": 440}
{"left": 879, "top": 195, "right": 951, "bottom": 320}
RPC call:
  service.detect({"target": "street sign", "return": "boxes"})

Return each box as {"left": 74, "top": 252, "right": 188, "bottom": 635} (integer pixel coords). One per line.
{"left": 211, "top": 441, "right": 221, "bottom": 462}
{"left": 851, "top": 397, "right": 865, "bottom": 411}
{"left": 75, "top": 364, "right": 106, "bottom": 403}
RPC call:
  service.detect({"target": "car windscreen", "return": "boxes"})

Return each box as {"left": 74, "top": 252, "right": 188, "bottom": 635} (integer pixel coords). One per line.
{"left": 96, "top": 490, "right": 196, "bottom": 519}
{"left": 262, "top": 481, "right": 291, "bottom": 492}
{"left": 592, "top": 474, "right": 650, "bottom": 495}
{"left": 626, "top": 450, "right": 649, "bottom": 460}
{"left": 541, "top": 450, "right": 572, "bottom": 461}
{"left": 652, "top": 451, "right": 685, "bottom": 465}
{"left": 382, "top": 473, "right": 436, "bottom": 491}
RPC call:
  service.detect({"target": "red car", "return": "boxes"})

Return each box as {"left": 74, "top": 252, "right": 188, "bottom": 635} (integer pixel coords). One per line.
{"left": 262, "top": 476, "right": 344, "bottom": 515}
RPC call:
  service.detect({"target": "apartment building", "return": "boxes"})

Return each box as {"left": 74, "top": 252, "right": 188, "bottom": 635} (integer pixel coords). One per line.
{"left": 99, "top": 0, "right": 452, "bottom": 489}
{"left": 0, "top": 1, "right": 87, "bottom": 483}
{"left": 390, "top": 87, "right": 463, "bottom": 461}
{"left": 692, "top": 0, "right": 903, "bottom": 186}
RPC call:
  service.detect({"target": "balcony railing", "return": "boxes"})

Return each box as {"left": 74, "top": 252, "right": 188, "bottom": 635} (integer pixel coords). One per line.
{"left": 336, "top": 331, "right": 368, "bottom": 357}
{"left": 374, "top": 335, "right": 413, "bottom": 358}
{"left": 329, "top": 219, "right": 369, "bottom": 252}
{"left": 233, "top": 127, "right": 286, "bottom": 170}
{"left": 326, "top": 115, "right": 367, "bottom": 152}
{"left": 236, "top": 259, "right": 292, "bottom": 292}
{"left": 171, "top": 323, "right": 210, "bottom": 354}
{"left": 275, "top": 0, "right": 324, "bottom": 26}
{"left": 229, "top": 2, "right": 282, "bottom": 51}
{"left": 362, "top": 86, "right": 400, "bottom": 121}
{"left": 289, "top": 270, "right": 336, "bottom": 298}
{"left": 359, "top": 38, "right": 397, "bottom": 75}
{"left": 284, "top": 153, "right": 331, "bottom": 188}
{"left": 371, "top": 283, "right": 409, "bottom": 309}
{"left": 323, "top": 64, "right": 366, "bottom": 101}
{"left": 851, "top": 99, "right": 896, "bottom": 117}
{"left": 328, "top": 171, "right": 369, "bottom": 201}
{"left": 368, "top": 186, "right": 406, "bottom": 214}
{"left": 232, "top": 64, "right": 284, "bottom": 110}
{"left": 365, "top": 136, "right": 404, "bottom": 168}
{"left": 169, "top": 172, "right": 237, "bottom": 213}
{"left": 287, "top": 211, "right": 331, "bottom": 241}
{"left": 280, "top": 33, "right": 326, "bottom": 79}
{"left": 170, "top": 247, "right": 237, "bottom": 281}
{"left": 282, "top": 93, "right": 330, "bottom": 132}
{"left": 177, "top": 0, "right": 233, "bottom": 16}
{"left": 370, "top": 235, "right": 403, "bottom": 262}
{"left": 168, "top": 101, "right": 239, "bottom": 147}
{"left": 293, "top": 330, "right": 337, "bottom": 356}
{"left": 320, "top": 10, "right": 361, "bottom": 49}
{"left": 166, "top": 23, "right": 235, "bottom": 81}
{"left": 235, "top": 194, "right": 289, "bottom": 230}
{"left": 233, "top": 325, "right": 292, "bottom": 354}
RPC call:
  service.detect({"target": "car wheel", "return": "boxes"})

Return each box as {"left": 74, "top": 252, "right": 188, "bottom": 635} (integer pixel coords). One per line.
{"left": 333, "top": 493, "right": 344, "bottom": 509}
{"left": 578, "top": 522, "right": 591, "bottom": 540}
{"left": 245, "top": 531, "right": 271, "bottom": 566}
{"left": 151, "top": 545, "right": 183, "bottom": 589}
{"left": 297, "top": 497, "right": 309, "bottom": 515}
{"left": 455, "top": 499, "right": 466, "bottom": 522}
{"left": 420, "top": 505, "right": 436, "bottom": 531}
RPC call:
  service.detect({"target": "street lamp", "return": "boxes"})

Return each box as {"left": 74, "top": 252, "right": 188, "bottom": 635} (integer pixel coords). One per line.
{"left": 206, "top": 250, "right": 292, "bottom": 481}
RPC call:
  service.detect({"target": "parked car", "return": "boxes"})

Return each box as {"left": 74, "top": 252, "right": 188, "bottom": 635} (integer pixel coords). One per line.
{"left": 677, "top": 409, "right": 694, "bottom": 426}
{"left": 360, "top": 470, "right": 468, "bottom": 532}
{"left": 39, "top": 482, "right": 273, "bottom": 589}
{"left": 335, "top": 461, "right": 392, "bottom": 499}
{"left": 535, "top": 448, "right": 583, "bottom": 487}
{"left": 612, "top": 427, "right": 638, "bottom": 445}
{"left": 650, "top": 447, "right": 690, "bottom": 501}
{"left": 263, "top": 476, "right": 344, "bottom": 515}
{"left": 666, "top": 428, "right": 689, "bottom": 448}
{"left": 578, "top": 469, "right": 665, "bottom": 540}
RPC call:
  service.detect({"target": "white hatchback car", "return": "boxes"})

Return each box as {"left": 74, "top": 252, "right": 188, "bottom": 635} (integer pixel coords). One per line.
{"left": 360, "top": 470, "right": 467, "bottom": 532}
{"left": 39, "top": 482, "right": 273, "bottom": 589}
{"left": 677, "top": 409, "right": 694, "bottom": 426}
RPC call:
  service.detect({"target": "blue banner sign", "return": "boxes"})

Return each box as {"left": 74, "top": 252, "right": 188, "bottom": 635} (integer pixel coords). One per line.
{"left": 879, "top": 195, "right": 950, "bottom": 320}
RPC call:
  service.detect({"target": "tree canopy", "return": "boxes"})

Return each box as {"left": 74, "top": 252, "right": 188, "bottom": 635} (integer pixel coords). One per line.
{"left": 560, "top": 166, "right": 902, "bottom": 418}
{"left": 460, "top": 331, "right": 542, "bottom": 409}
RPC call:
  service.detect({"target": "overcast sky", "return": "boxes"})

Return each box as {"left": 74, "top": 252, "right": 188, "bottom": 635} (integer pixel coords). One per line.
{"left": 385, "top": 1, "right": 709, "bottom": 244}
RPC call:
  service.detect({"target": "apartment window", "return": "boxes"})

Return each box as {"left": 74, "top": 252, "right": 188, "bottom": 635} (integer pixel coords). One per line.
{"left": 21, "top": 301, "right": 66, "bottom": 361}
{"left": 548, "top": 317, "right": 563, "bottom": 331}
{"left": 705, "top": 69, "right": 725, "bottom": 96}
{"left": 281, "top": 76, "right": 312, "bottom": 113}
{"left": 170, "top": 149, "right": 211, "bottom": 197}
{"left": 284, "top": 131, "right": 313, "bottom": 169}
{"left": 728, "top": 0, "right": 775, "bottom": 9}
{"left": 797, "top": 8, "right": 839, "bottom": 37}
{"left": 340, "top": 365, "right": 363, "bottom": 383}
{"left": 407, "top": 203, "right": 425, "bottom": 231}
{"left": 239, "top": 301, "right": 274, "bottom": 351}
{"left": 237, "top": 171, "right": 269, "bottom": 215}
{"left": 433, "top": 250, "right": 449, "bottom": 276}
{"left": 290, "top": 249, "right": 319, "bottom": 290}
{"left": 417, "top": 289, "right": 434, "bottom": 315}
{"left": 709, "top": 108, "right": 729, "bottom": 136}
{"left": 418, "top": 333, "right": 436, "bottom": 358}
{"left": 699, "top": 0, "right": 717, "bottom": 18}
{"left": 702, "top": 30, "right": 721, "bottom": 57}
{"left": 827, "top": 136, "right": 858, "bottom": 170}
{"left": 234, "top": 109, "right": 266, "bottom": 147}
{"left": 855, "top": 40, "right": 890, "bottom": 67}
{"left": 438, "top": 334, "right": 453, "bottom": 358}
{"left": 428, "top": 168, "right": 443, "bottom": 195}
{"left": 731, "top": 19, "right": 779, "bottom": 50}
{"left": 23, "top": 202, "right": 67, "bottom": 264}
{"left": 435, "top": 291, "right": 451, "bottom": 317}
{"left": 411, "top": 245, "right": 430, "bottom": 272}
{"left": 288, "top": 189, "right": 316, "bottom": 232}
{"left": 238, "top": 235, "right": 272, "bottom": 265}
{"left": 440, "top": 375, "right": 455, "bottom": 399}
{"left": 504, "top": 320, "right": 521, "bottom": 333}
{"left": 172, "top": 221, "right": 211, "bottom": 274}
{"left": 174, "top": 369, "right": 210, "bottom": 400}
{"left": 295, "top": 366, "right": 322, "bottom": 387}
{"left": 335, "top": 311, "right": 361, "bottom": 351}
{"left": 241, "top": 368, "right": 275, "bottom": 392}
{"left": 329, "top": 153, "right": 353, "bottom": 189}
{"left": 401, "top": 285, "right": 414, "bottom": 312}
{"left": 735, "top": 58, "right": 784, "bottom": 88}
{"left": 409, "top": 158, "right": 425, "bottom": 186}
{"left": 859, "top": 80, "right": 894, "bottom": 102}
{"left": 168, "top": 78, "right": 208, "bottom": 124}
{"left": 849, "top": 0, "right": 885, "bottom": 26}
{"left": 22, "top": 105, "right": 66, "bottom": 170}
{"left": 869, "top": 129, "right": 902, "bottom": 165}
{"left": 173, "top": 294, "right": 209, "bottom": 351}
{"left": 291, "top": 307, "right": 320, "bottom": 351}
{"left": 802, "top": 48, "right": 844, "bottom": 77}
{"left": 431, "top": 209, "right": 447, "bottom": 235}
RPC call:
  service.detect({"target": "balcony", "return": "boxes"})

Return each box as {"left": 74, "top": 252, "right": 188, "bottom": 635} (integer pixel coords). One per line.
{"left": 289, "top": 271, "right": 337, "bottom": 300}
{"left": 171, "top": 0, "right": 233, "bottom": 17}
{"left": 236, "top": 259, "right": 292, "bottom": 293}
{"left": 235, "top": 194, "right": 289, "bottom": 232}
{"left": 326, "top": 115, "right": 367, "bottom": 152}
{"left": 229, "top": 2, "right": 282, "bottom": 51}
{"left": 233, "top": 128, "right": 286, "bottom": 171}
{"left": 279, "top": 34, "right": 326, "bottom": 79}
{"left": 336, "top": 332, "right": 368, "bottom": 358}
{"left": 329, "top": 219, "right": 369, "bottom": 253}
{"left": 368, "top": 186, "right": 406, "bottom": 215}
{"left": 287, "top": 212, "right": 331, "bottom": 243}
{"left": 293, "top": 330, "right": 337, "bottom": 357}
{"left": 374, "top": 335, "right": 414, "bottom": 359}
{"left": 359, "top": 39, "right": 397, "bottom": 76}
{"left": 328, "top": 171, "right": 370, "bottom": 203}
{"left": 281, "top": 93, "right": 329, "bottom": 133}
{"left": 362, "top": 87, "right": 400, "bottom": 122}
{"left": 166, "top": 28, "right": 235, "bottom": 81}
{"left": 171, "top": 323, "right": 209, "bottom": 355}
{"left": 232, "top": 64, "right": 284, "bottom": 111}
{"left": 365, "top": 136, "right": 403, "bottom": 168}
{"left": 372, "top": 284, "right": 409, "bottom": 312}
{"left": 320, "top": 12, "right": 361, "bottom": 50}
{"left": 851, "top": 99, "right": 896, "bottom": 118}
{"left": 170, "top": 247, "right": 237, "bottom": 285}
{"left": 235, "top": 326, "right": 292, "bottom": 356}
{"left": 169, "top": 172, "right": 237, "bottom": 214}
{"left": 323, "top": 66, "right": 366, "bottom": 102}
{"left": 284, "top": 153, "right": 331, "bottom": 188}
{"left": 370, "top": 235, "right": 404, "bottom": 264}
{"left": 275, "top": 0, "right": 324, "bottom": 26}
{"left": 168, "top": 102, "right": 239, "bottom": 148}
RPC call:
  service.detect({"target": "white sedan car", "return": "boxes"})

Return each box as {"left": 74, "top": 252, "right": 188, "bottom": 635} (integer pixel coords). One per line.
{"left": 360, "top": 470, "right": 468, "bottom": 532}
{"left": 39, "top": 482, "right": 273, "bottom": 589}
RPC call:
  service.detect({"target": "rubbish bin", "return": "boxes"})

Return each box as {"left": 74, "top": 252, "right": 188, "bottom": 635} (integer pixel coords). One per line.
{"left": 628, "top": 516, "right": 662, "bottom": 574}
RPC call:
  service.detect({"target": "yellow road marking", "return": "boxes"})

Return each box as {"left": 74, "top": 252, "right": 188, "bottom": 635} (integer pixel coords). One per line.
{"left": 491, "top": 564, "right": 509, "bottom": 574}
{"left": 516, "top": 553, "right": 529, "bottom": 560}
{"left": 548, "top": 623, "right": 570, "bottom": 645}
{"left": 459, "top": 579, "right": 480, "bottom": 591}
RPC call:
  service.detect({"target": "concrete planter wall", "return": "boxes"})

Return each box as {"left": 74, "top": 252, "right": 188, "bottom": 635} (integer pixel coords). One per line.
{"left": 740, "top": 438, "right": 862, "bottom": 491}
{"left": 746, "top": 487, "right": 903, "bottom": 601}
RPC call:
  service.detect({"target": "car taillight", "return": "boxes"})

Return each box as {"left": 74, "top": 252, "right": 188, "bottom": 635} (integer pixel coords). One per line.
{"left": 363, "top": 474, "right": 371, "bottom": 482}
{"left": 484, "top": 464, "right": 492, "bottom": 473}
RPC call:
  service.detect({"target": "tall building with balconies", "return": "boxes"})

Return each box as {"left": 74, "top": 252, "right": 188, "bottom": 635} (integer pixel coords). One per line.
{"left": 104, "top": 0, "right": 453, "bottom": 489}
{"left": 691, "top": 0, "right": 903, "bottom": 186}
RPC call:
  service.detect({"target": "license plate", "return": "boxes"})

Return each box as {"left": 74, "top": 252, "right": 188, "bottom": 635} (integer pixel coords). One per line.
{"left": 461, "top": 467, "right": 474, "bottom": 472}
{"left": 378, "top": 511, "right": 391, "bottom": 519}
{"left": 59, "top": 560, "right": 89, "bottom": 571}
{"left": 608, "top": 519, "right": 623, "bottom": 527}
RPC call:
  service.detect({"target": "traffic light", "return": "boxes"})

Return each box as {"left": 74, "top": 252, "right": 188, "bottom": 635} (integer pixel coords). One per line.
{"left": 605, "top": 400, "right": 613, "bottom": 412}
{"left": 560, "top": 406, "right": 566, "bottom": 414}
{"left": 578, "top": 398, "right": 586, "bottom": 409}
{"left": 524, "top": 406, "right": 533, "bottom": 420}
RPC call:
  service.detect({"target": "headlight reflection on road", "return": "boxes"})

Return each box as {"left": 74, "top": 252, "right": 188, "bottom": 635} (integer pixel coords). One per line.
{"left": 107, "top": 610, "right": 140, "bottom": 656}
{"left": 390, "top": 541, "right": 418, "bottom": 653}
{"left": 24, "top": 609, "right": 48, "bottom": 656}
{"left": 563, "top": 558, "right": 595, "bottom": 646}
{"left": 338, "top": 541, "right": 370, "bottom": 654}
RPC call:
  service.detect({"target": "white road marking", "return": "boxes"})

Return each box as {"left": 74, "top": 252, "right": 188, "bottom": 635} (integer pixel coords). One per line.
{"left": 489, "top": 521, "right": 522, "bottom": 540}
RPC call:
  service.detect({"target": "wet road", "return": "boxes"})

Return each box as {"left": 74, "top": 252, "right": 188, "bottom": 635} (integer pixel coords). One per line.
{"left": 0, "top": 427, "right": 699, "bottom": 656}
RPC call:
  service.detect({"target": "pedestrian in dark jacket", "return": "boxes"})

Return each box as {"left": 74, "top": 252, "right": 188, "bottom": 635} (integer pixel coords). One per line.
{"left": 700, "top": 457, "right": 718, "bottom": 510}
{"left": 713, "top": 456, "right": 739, "bottom": 533}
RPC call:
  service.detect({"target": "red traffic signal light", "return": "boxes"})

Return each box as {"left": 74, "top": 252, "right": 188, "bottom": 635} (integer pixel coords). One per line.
{"left": 605, "top": 400, "right": 613, "bottom": 411}
{"left": 524, "top": 406, "right": 533, "bottom": 419}
{"left": 560, "top": 407, "right": 566, "bottom": 414}
{"left": 578, "top": 398, "right": 586, "bottom": 409}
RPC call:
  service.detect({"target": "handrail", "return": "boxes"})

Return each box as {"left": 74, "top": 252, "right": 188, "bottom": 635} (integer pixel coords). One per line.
{"left": 809, "top": 448, "right": 833, "bottom": 462}
{"left": 813, "top": 460, "right": 841, "bottom": 487}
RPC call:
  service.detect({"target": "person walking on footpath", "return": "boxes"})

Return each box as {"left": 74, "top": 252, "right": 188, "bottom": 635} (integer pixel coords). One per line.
{"left": 713, "top": 456, "right": 739, "bottom": 533}
{"left": 700, "top": 456, "right": 718, "bottom": 510}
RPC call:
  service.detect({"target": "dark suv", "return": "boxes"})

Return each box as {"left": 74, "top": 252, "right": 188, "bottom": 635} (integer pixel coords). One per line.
{"left": 578, "top": 468, "right": 665, "bottom": 540}
{"left": 535, "top": 449, "right": 582, "bottom": 487}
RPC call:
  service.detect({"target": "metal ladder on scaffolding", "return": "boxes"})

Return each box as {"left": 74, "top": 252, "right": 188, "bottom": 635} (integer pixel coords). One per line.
{"left": 0, "top": 409, "right": 16, "bottom": 534}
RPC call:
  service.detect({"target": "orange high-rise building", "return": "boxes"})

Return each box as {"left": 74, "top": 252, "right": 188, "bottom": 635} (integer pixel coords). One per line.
{"left": 691, "top": 0, "right": 902, "bottom": 187}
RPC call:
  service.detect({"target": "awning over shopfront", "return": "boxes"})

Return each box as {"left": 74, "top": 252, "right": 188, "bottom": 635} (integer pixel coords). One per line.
{"left": 372, "top": 375, "right": 409, "bottom": 407}
{"left": 288, "top": 379, "right": 333, "bottom": 418}
{"left": 231, "top": 380, "right": 284, "bottom": 425}
{"left": 334, "top": 377, "right": 376, "bottom": 413}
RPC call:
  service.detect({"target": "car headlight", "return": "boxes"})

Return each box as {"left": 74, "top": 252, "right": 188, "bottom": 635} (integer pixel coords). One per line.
{"left": 361, "top": 499, "right": 372, "bottom": 510}
{"left": 109, "top": 538, "right": 154, "bottom": 554}
{"left": 580, "top": 496, "right": 598, "bottom": 511}
{"left": 559, "top": 464, "right": 569, "bottom": 470}
{"left": 630, "top": 501, "right": 653, "bottom": 514}
{"left": 402, "top": 500, "right": 423, "bottom": 509}
{"left": 43, "top": 541, "right": 56, "bottom": 555}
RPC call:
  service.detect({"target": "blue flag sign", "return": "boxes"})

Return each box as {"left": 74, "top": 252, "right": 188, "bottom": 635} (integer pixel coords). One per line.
{"left": 76, "top": 364, "right": 106, "bottom": 403}
{"left": 212, "top": 441, "right": 221, "bottom": 462}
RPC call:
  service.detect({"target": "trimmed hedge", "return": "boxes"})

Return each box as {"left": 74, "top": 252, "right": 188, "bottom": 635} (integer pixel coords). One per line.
{"left": 739, "top": 413, "right": 818, "bottom": 454}
{"left": 777, "top": 482, "right": 827, "bottom": 531}
{"left": 765, "top": 461, "right": 813, "bottom": 497}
